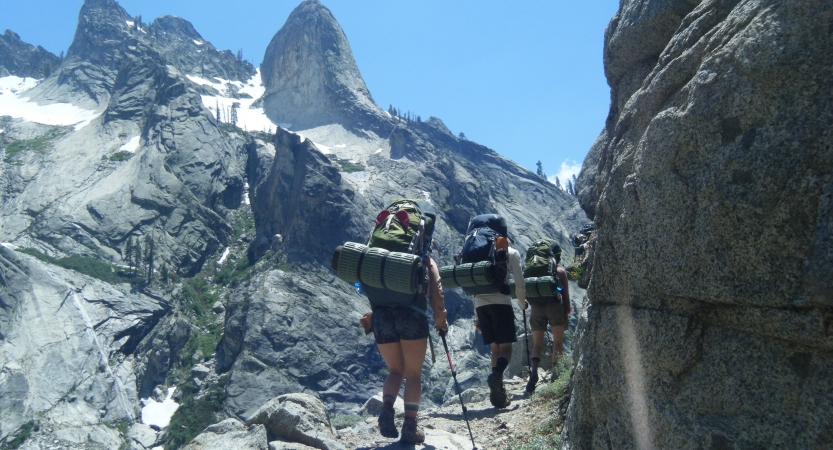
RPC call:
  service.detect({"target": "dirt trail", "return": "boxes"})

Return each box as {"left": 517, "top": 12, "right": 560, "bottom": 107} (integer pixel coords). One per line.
{"left": 336, "top": 372, "right": 564, "bottom": 450}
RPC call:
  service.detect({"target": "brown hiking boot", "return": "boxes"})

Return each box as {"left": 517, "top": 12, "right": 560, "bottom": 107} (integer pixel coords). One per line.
{"left": 378, "top": 403, "right": 398, "bottom": 438}
{"left": 525, "top": 370, "right": 539, "bottom": 394}
{"left": 400, "top": 419, "right": 425, "bottom": 444}
{"left": 488, "top": 372, "right": 511, "bottom": 408}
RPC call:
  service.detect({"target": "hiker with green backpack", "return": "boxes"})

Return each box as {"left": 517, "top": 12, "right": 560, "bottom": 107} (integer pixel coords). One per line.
{"left": 522, "top": 239, "right": 571, "bottom": 394}
{"left": 331, "top": 199, "right": 448, "bottom": 444}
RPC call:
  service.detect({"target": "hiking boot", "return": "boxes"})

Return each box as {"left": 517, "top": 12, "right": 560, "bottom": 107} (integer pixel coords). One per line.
{"left": 488, "top": 372, "right": 511, "bottom": 408}
{"left": 378, "top": 403, "right": 398, "bottom": 438}
{"left": 525, "top": 370, "right": 539, "bottom": 394}
{"left": 400, "top": 420, "right": 425, "bottom": 445}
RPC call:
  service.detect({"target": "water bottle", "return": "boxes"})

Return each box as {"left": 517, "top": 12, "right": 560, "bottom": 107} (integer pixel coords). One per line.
{"left": 354, "top": 282, "right": 364, "bottom": 295}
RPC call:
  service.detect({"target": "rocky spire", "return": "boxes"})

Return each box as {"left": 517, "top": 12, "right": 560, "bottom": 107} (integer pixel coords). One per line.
{"left": 260, "top": 0, "right": 386, "bottom": 131}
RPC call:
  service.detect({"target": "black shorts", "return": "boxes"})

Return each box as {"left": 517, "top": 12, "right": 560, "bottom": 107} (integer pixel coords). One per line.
{"left": 476, "top": 303, "right": 516, "bottom": 345}
{"left": 371, "top": 306, "right": 429, "bottom": 345}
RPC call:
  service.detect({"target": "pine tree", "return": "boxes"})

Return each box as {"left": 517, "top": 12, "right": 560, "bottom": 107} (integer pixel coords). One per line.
{"left": 536, "top": 161, "right": 545, "bottom": 178}
{"left": 572, "top": 174, "right": 578, "bottom": 192}
{"left": 125, "top": 238, "right": 134, "bottom": 274}
{"left": 59, "top": 50, "right": 64, "bottom": 60}
{"left": 133, "top": 239, "right": 143, "bottom": 275}
{"left": 458, "top": 132, "right": 467, "bottom": 140}
{"left": 160, "top": 264, "right": 169, "bottom": 283}
{"left": 231, "top": 102, "right": 240, "bottom": 126}
{"left": 555, "top": 177, "right": 562, "bottom": 190}
{"left": 215, "top": 100, "right": 221, "bottom": 123}
{"left": 417, "top": 115, "right": 421, "bottom": 123}
{"left": 237, "top": 49, "right": 243, "bottom": 62}
{"left": 567, "top": 179, "right": 574, "bottom": 196}
{"left": 144, "top": 235, "right": 155, "bottom": 283}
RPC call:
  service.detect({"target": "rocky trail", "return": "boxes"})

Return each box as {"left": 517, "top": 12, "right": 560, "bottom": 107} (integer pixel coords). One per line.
{"left": 337, "top": 369, "right": 567, "bottom": 450}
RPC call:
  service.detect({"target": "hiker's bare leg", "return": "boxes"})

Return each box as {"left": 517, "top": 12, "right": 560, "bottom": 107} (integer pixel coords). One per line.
{"left": 377, "top": 342, "right": 405, "bottom": 401}
{"left": 490, "top": 342, "right": 513, "bottom": 368}
{"left": 551, "top": 325, "right": 565, "bottom": 364}
{"left": 400, "top": 338, "right": 427, "bottom": 419}
{"left": 531, "top": 330, "right": 545, "bottom": 360}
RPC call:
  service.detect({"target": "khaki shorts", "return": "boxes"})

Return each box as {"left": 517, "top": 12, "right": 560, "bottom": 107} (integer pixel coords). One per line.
{"left": 529, "top": 300, "right": 566, "bottom": 331}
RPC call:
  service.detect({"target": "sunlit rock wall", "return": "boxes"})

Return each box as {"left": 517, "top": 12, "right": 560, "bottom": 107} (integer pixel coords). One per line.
{"left": 567, "top": 0, "right": 833, "bottom": 448}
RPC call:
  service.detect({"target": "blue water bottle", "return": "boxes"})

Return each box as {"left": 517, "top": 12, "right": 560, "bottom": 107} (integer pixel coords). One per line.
{"left": 354, "top": 282, "right": 365, "bottom": 295}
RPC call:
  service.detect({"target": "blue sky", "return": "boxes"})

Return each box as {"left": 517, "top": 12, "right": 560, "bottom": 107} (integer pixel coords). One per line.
{"left": 0, "top": 0, "right": 619, "bottom": 185}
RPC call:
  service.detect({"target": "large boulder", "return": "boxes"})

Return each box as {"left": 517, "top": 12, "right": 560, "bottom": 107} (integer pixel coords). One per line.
{"left": 245, "top": 393, "right": 344, "bottom": 450}
{"left": 567, "top": 0, "right": 833, "bottom": 448}
{"left": 182, "top": 418, "right": 268, "bottom": 450}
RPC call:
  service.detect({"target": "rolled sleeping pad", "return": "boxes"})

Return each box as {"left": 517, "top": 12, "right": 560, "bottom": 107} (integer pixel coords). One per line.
{"left": 525, "top": 276, "right": 560, "bottom": 300}
{"left": 509, "top": 277, "right": 561, "bottom": 300}
{"left": 439, "top": 261, "right": 495, "bottom": 289}
{"left": 333, "top": 242, "right": 422, "bottom": 294}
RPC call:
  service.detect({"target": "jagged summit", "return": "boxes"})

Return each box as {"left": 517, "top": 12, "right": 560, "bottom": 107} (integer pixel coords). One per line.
{"left": 0, "top": 30, "right": 60, "bottom": 78}
{"left": 260, "top": 0, "right": 386, "bottom": 131}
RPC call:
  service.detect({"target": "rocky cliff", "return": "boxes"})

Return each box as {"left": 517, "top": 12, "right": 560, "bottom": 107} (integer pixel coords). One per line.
{"left": 260, "top": 0, "right": 387, "bottom": 131}
{"left": 568, "top": 0, "right": 833, "bottom": 448}
{"left": 0, "top": 0, "right": 588, "bottom": 448}
{"left": 0, "top": 30, "right": 60, "bottom": 79}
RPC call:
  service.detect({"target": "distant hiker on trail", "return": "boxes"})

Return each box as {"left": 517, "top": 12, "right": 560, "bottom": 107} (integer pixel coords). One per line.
{"left": 454, "top": 214, "right": 527, "bottom": 408}
{"left": 331, "top": 199, "right": 447, "bottom": 444}
{"left": 523, "top": 240, "right": 571, "bottom": 393}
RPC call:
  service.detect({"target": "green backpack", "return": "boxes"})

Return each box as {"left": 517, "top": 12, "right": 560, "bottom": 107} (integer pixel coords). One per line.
{"left": 363, "top": 199, "right": 437, "bottom": 309}
{"left": 523, "top": 239, "right": 562, "bottom": 302}
{"left": 367, "top": 199, "right": 435, "bottom": 253}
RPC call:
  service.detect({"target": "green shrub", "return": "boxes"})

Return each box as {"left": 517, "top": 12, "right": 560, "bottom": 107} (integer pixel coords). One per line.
{"left": 503, "top": 435, "right": 561, "bottom": 450}
{"left": 6, "top": 420, "right": 38, "bottom": 449}
{"left": 16, "top": 248, "right": 142, "bottom": 285}
{"left": 3, "top": 127, "right": 67, "bottom": 160}
{"left": 331, "top": 413, "right": 369, "bottom": 429}
{"left": 166, "top": 376, "right": 228, "bottom": 449}
{"left": 214, "top": 256, "right": 252, "bottom": 286}
{"left": 340, "top": 163, "right": 365, "bottom": 173}
{"left": 109, "top": 151, "right": 133, "bottom": 162}
{"left": 566, "top": 265, "right": 584, "bottom": 281}
{"left": 180, "top": 278, "right": 219, "bottom": 315}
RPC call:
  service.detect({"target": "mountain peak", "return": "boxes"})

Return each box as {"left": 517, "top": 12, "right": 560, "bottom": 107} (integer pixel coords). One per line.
{"left": 260, "top": 0, "right": 385, "bottom": 131}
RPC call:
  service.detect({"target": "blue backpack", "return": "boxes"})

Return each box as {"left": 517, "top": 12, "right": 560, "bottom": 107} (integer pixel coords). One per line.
{"left": 457, "top": 214, "right": 510, "bottom": 295}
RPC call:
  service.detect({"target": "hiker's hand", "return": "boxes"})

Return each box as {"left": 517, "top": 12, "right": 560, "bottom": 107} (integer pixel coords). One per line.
{"left": 522, "top": 299, "right": 529, "bottom": 310}
{"left": 435, "top": 322, "right": 448, "bottom": 336}
{"left": 475, "top": 318, "right": 480, "bottom": 332}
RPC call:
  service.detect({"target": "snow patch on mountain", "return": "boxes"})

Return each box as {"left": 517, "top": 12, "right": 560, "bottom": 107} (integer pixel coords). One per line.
{"left": 119, "top": 136, "right": 140, "bottom": 153}
{"left": 188, "top": 70, "right": 276, "bottom": 133}
{"left": 0, "top": 76, "right": 102, "bottom": 129}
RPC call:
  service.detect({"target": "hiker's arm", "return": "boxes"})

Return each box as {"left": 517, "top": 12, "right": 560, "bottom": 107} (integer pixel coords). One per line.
{"left": 509, "top": 248, "right": 527, "bottom": 309}
{"left": 557, "top": 267, "right": 571, "bottom": 328}
{"left": 426, "top": 257, "right": 448, "bottom": 332}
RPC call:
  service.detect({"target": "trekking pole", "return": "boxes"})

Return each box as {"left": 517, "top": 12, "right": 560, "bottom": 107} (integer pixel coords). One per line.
{"left": 439, "top": 330, "right": 477, "bottom": 450}
{"left": 427, "top": 331, "right": 436, "bottom": 364}
{"left": 522, "top": 308, "right": 531, "bottom": 370}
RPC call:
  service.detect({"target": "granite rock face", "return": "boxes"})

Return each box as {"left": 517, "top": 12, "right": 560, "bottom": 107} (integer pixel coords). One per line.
{"left": 0, "top": 246, "right": 167, "bottom": 443}
{"left": 0, "top": 0, "right": 247, "bottom": 276}
{"left": 0, "top": 30, "right": 60, "bottom": 78}
{"left": 182, "top": 418, "right": 268, "bottom": 450}
{"left": 260, "top": 0, "right": 387, "bottom": 131}
{"left": 568, "top": 0, "right": 833, "bottom": 448}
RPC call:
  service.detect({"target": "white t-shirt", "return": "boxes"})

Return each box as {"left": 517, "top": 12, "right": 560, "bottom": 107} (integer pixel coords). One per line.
{"left": 472, "top": 246, "right": 526, "bottom": 310}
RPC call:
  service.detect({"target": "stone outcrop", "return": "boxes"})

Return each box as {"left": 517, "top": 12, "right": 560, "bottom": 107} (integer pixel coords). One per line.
{"left": 148, "top": 16, "right": 256, "bottom": 83}
{"left": 567, "top": 0, "right": 833, "bottom": 448}
{"left": 0, "top": 0, "right": 248, "bottom": 276}
{"left": 260, "top": 0, "right": 388, "bottom": 131}
{"left": 0, "top": 246, "right": 167, "bottom": 443}
{"left": 0, "top": 30, "right": 60, "bottom": 78}
{"left": 245, "top": 393, "right": 343, "bottom": 450}
{"left": 182, "top": 418, "right": 268, "bottom": 450}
